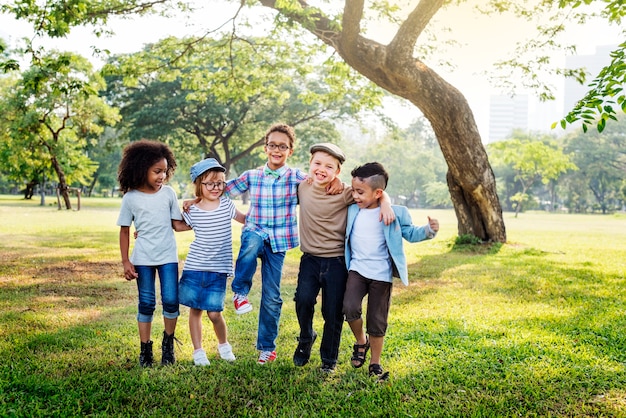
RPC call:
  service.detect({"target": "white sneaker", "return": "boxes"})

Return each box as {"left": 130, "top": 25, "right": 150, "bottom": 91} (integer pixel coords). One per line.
{"left": 193, "top": 349, "right": 210, "bottom": 366}
{"left": 218, "top": 343, "right": 236, "bottom": 361}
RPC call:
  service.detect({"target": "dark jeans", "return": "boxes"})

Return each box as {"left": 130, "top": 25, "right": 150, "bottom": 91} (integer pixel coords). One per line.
{"left": 294, "top": 254, "right": 347, "bottom": 365}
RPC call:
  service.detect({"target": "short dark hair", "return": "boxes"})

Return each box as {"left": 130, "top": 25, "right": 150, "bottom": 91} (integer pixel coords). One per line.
{"left": 351, "top": 162, "right": 388, "bottom": 190}
{"left": 265, "top": 123, "right": 296, "bottom": 148}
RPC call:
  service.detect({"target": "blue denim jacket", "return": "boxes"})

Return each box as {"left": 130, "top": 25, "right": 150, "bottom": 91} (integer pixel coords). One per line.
{"left": 345, "top": 204, "right": 434, "bottom": 286}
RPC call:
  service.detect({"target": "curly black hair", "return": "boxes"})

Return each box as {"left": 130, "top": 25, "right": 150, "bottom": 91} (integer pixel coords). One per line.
{"left": 117, "top": 140, "right": 177, "bottom": 193}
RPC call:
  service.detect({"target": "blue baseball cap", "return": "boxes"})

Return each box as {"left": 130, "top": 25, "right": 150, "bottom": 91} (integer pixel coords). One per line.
{"left": 190, "top": 158, "right": 225, "bottom": 182}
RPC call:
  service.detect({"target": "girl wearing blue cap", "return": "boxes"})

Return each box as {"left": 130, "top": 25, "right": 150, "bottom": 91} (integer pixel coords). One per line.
{"left": 176, "top": 158, "right": 246, "bottom": 366}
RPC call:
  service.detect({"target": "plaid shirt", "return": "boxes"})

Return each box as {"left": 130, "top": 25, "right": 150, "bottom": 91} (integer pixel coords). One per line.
{"left": 225, "top": 164, "right": 307, "bottom": 253}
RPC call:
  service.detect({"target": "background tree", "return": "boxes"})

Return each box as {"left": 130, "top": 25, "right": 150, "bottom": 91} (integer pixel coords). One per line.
{"left": 2, "top": 0, "right": 624, "bottom": 230}
{"left": 344, "top": 116, "right": 448, "bottom": 208}
{"left": 252, "top": 0, "right": 506, "bottom": 242}
{"left": 562, "top": 114, "right": 626, "bottom": 213}
{"left": 102, "top": 34, "right": 384, "bottom": 175}
{"left": 488, "top": 134, "right": 577, "bottom": 217}
{"left": 0, "top": 51, "right": 120, "bottom": 209}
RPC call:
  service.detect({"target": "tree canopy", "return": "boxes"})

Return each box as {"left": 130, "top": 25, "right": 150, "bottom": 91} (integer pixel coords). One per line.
{"left": 1, "top": 0, "right": 624, "bottom": 237}
{"left": 0, "top": 51, "right": 119, "bottom": 208}
{"left": 102, "top": 33, "right": 384, "bottom": 174}
{"left": 489, "top": 135, "right": 577, "bottom": 217}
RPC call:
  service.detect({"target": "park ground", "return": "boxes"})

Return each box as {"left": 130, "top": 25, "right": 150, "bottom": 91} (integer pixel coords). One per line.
{"left": 1, "top": 196, "right": 626, "bottom": 417}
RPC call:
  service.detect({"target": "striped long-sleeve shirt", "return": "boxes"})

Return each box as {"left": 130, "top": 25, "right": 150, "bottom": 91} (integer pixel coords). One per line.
{"left": 225, "top": 164, "right": 307, "bottom": 253}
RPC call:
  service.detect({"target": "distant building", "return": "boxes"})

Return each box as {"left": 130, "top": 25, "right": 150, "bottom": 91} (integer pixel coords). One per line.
{"left": 488, "top": 94, "right": 529, "bottom": 143}
{"left": 486, "top": 45, "right": 619, "bottom": 142}
{"left": 563, "top": 44, "right": 617, "bottom": 116}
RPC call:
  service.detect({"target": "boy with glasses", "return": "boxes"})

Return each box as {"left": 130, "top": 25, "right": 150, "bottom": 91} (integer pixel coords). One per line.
{"left": 224, "top": 123, "right": 340, "bottom": 364}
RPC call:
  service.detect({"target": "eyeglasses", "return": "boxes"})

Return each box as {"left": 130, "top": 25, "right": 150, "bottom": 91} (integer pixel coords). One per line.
{"left": 266, "top": 143, "right": 290, "bottom": 151}
{"left": 201, "top": 181, "right": 226, "bottom": 190}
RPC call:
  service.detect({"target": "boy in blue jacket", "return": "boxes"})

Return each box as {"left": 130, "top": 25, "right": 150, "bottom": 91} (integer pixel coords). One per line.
{"left": 343, "top": 162, "right": 439, "bottom": 380}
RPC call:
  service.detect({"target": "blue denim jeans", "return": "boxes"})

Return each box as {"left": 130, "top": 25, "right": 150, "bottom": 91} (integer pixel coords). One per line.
{"left": 232, "top": 230, "right": 286, "bottom": 351}
{"left": 135, "top": 263, "right": 179, "bottom": 323}
{"left": 294, "top": 254, "right": 347, "bottom": 365}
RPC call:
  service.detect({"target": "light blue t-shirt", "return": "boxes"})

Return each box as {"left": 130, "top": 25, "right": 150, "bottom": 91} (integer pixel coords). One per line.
{"left": 116, "top": 185, "right": 182, "bottom": 266}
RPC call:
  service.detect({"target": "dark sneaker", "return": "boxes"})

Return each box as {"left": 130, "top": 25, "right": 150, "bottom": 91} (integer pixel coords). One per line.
{"left": 161, "top": 331, "right": 180, "bottom": 366}
{"left": 139, "top": 340, "right": 153, "bottom": 368}
{"left": 293, "top": 333, "right": 317, "bottom": 366}
{"left": 320, "top": 362, "right": 336, "bottom": 373}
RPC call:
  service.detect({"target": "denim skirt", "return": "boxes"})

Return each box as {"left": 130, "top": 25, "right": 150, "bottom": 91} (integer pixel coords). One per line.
{"left": 178, "top": 270, "right": 227, "bottom": 311}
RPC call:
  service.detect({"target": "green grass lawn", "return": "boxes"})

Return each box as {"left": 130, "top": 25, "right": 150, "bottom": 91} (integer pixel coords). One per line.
{"left": 1, "top": 195, "right": 626, "bottom": 417}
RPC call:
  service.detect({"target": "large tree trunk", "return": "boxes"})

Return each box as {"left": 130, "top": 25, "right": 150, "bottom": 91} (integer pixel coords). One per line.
{"left": 259, "top": 0, "right": 507, "bottom": 242}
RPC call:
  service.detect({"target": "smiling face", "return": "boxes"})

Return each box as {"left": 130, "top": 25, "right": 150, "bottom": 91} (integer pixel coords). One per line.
{"left": 141, "top": 158, "right": 168, "bottom": 193}
{"left": 264, "top": 131, "right": 294, "bottom": 170}
{"left": 309, "top": 151, "right": 341, "bottom": 188}
{"left": 198, "top": 170, "right": 226, "bottom": 202}
{"left": 351, "top": 176, "right": 383, "bottom": 209}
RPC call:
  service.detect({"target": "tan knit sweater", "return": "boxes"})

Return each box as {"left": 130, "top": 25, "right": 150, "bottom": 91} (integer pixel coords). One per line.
{"left": 297, "top": 181, "right": 354, "bottom": 257}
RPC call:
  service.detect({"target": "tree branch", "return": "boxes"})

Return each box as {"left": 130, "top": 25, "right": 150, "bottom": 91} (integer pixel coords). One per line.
{"left": 388, "top": 0, "right": 445, "bottom": 58}
{"left": 341, "top": 0, "right": 364, "bottom": 48}
{"left": 258, "top": 0, "right": 341, "bottom": 48}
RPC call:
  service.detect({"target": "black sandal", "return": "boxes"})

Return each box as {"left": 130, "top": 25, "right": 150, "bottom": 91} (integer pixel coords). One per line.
{"left": 369, "top": 363, "right": 390, "bottom": 381}
{"left": 350, "top": 337, "right": 370, "bottom": 368}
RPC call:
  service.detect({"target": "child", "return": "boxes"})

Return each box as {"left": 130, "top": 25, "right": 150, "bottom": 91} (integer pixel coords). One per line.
{"left": 175, "top": 158, "right": 246, "bottom": 366}
{"left": 116, "top": 139, "right": 183, "bottom": 368}
{"left": 343, "top": 162, "right": 439, "bottom": 380}
{"left": 183, "top": 124, "right": 341, "bottom": 364}
{"left": 293, "top": 144, "right": 394, "bottom": 372}
{"left": 224, "top": 123, "right": 309, "bottom": 365}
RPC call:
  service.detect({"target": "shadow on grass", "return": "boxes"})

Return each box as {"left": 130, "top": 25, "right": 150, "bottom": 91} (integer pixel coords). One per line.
{"left": 387, "top": 243, "right": 626, "bottom": 416}
{"left": 3, "top": 243, "right": 626, "bottom": 416}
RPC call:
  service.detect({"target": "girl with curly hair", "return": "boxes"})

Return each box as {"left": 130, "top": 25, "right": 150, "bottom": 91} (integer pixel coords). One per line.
{"left": 116, "top": 139, "right": 185, "bottom": 368}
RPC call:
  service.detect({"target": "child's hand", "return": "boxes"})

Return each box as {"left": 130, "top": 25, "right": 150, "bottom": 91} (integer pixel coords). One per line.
{"left": 325, "top": 177, "right": 344, "bottom": 195}
{"left": 123, "top": 260, "right": 138, "bottom": 281}
{"left": 379, "top": 201, "right": 396, "bottom": 226}
{"left": 133, "top": 230, "right": 138, "bottom": 239}
{"left": 427, "top": 216, "right": 439, "bottom": 233}
{"left": 182, "top": 198, "right": 200, "bottom": 213}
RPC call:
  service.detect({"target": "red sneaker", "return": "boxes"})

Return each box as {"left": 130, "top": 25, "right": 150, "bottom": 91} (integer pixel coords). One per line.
{"left": 257, "top": 350, "right": 277, "bottom": 365}
{"left": 232, "top": 293, "right": 252, "bottom": 314}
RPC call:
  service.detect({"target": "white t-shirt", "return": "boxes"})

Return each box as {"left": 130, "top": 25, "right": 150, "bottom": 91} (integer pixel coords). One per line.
{"left": 349, "top": 207, "right": 392, "bottom": 282}
{"left": 182, "top": 197, "right": 237, "bottom": 274}
{"left": 116, "top": 185, "right": 182, "bottom": 266}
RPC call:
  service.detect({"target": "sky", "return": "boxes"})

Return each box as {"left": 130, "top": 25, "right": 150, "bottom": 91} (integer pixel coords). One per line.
{"left": 0, "top": 1, "right": 623, "bottom": 139}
